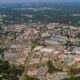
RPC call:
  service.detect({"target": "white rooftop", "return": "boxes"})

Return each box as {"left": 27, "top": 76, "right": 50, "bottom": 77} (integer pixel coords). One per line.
{"left": 34, "top": 46, "right": 43, "bottom": 51}
{"left": 54, "top": 51, "right": 61, "bottom": 54}
{"left": 40, "top": 48, "right": 55, "bottom": 53}
{"left": 75, "top": 51, "right": 80, "bottom": 54}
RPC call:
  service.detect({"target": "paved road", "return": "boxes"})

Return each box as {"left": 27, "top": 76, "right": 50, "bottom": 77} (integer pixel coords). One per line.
{"left": 19, "top": 25, "right": 45, "bottom": 80}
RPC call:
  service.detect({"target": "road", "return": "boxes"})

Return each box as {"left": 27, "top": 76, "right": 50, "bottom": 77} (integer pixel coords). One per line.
{"left": 19, "top": 25, "right": 45, "bottom": 80}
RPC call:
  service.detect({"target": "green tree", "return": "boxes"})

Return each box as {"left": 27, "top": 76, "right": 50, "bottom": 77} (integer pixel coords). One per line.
{"left": 47, "top": 61, "right": 62, "bottom": 74}
{"left": 16, "top": 65, "right": 24, "bottom": 75}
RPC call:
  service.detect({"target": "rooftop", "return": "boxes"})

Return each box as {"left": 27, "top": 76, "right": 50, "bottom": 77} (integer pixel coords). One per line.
{"left": 49, "top": 35, "right": 68, "bottom": 43}
{"left": 40, "top": 48, "right": 55, "bottom": 53}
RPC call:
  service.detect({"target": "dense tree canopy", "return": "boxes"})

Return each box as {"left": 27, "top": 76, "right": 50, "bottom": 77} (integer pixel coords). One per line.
{"left": 0, "top": 59, "right": 24, "bottom": 80}
{"left": 47, "top": 61, "right": 62, "bottom": 74}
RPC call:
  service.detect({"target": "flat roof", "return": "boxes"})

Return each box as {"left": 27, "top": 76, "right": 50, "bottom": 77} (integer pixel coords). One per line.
{"left": 34, "top": 46, "right": 43, "bottom": 51}
{"left": 40, "top": 48, "right": 55, "bottom": 53}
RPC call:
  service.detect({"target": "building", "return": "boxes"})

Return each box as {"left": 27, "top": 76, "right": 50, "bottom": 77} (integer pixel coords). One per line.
{"left": 27, "top": 68, "right": 38, "bottom": 77}
{"left": 29, "top": 53, "right": 41, "bottom": 64}
{"left": 45, "top": 35, "right": 67, "bottom": 51}
{"left": 47, "top": 72, "right": 68, "bottom": 80}
{"left": 10, "top": 44, "right": 23, "bottom": 52}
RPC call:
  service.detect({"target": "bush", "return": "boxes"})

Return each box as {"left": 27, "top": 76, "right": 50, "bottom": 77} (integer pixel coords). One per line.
{"left": 47, "top": 61, "right": 62, "bottom": 74}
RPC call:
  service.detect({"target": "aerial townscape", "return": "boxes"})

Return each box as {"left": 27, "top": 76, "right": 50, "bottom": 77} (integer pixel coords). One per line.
{"left": 0, "top": 0, "right": 80, "bottom": 80}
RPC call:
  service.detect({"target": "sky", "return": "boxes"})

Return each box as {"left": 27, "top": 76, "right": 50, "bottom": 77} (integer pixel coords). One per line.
{"left": 0, "top": 0, "right": 79, "bottom": 4}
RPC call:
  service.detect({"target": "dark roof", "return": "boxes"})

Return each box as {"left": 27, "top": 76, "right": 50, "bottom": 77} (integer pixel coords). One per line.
{"left": 47, "top": 35, "right": 68, "bottom": 43}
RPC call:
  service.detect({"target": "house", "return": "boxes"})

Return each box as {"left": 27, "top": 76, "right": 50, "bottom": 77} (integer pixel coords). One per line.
{"left": 40, "top": 48, "right": 55, "bottom": 54}
{"left": 41, "top": 53, "right": 50, "bottom": 63}
{"left": 41, "top": 32, "right": 50, "bottom": 38}
{"left": 70, "top": 38, "right": 76, "bottom": 44}
{"left": 45, "top": 35, "right": 67, "bottom": 51}
{"left": 37, "top": 66, "right": 48, "bottom": 80}
{"left": 10, "top": 44, "right": 23, "bottom": 52}
{"left": 47, "top": 72, "right": 68, "bottom": 80}
{"left": 33, "top": 46, "right": 43, "bottom": 52}
{"left": 4, "top": 52, "right": 21, "bottom": 63}
{"left": 27, "top": 68, "right": 38, "bottom": 77}
{"left": 74, "top": 47, "right": 80, "bottom": 55}
{"left": 29, "top": 53, "right": 41, "bottom": 64}
{"left": 16, "top": 57, "right": 26, "bottom": 65}
{"left": 23, "top": 48, "right": 31, "bottom": 56}
{"left": 40, "top": 48, "right": 55, "bottom": 62}
{"left": 4, "top": 51, "right": 26, "bottom": 65}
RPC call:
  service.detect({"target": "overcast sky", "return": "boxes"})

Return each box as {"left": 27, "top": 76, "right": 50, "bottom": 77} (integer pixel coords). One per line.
{"left": 0, "top": 0, "right": 79, "bottom": 4}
